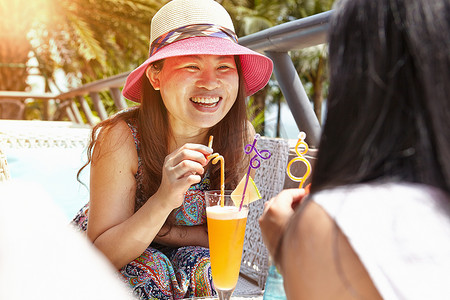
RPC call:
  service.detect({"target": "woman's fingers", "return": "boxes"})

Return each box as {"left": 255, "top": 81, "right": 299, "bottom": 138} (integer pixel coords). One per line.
{"left": 171, "top": 159, "right": 205, "bottom": 180}
{"left": 168, "top": 145, "right": 211, "bottom": 166}
{"left": 179, "top": 144, "right": 213, "bottom": 163}
{"left": 165, "top": 154, "right": 200, "bottom": 176}
{"left": 162, "top": 143, "right": 213, "bottom": 185}
{"left": 264, "top": 189, "right": 306, "bottom": 215}
{"left": 259, "top": 188, "right": 307, "bottom": 257}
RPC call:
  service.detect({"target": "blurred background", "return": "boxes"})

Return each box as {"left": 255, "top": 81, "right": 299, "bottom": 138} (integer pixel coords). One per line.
{"left": 0, "top": 0, "right": 335, "bottom": 139}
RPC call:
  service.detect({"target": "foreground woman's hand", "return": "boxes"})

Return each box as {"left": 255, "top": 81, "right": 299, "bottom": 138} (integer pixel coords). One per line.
{"left": 259, "top": 188, "right": 307, "bottom": 258}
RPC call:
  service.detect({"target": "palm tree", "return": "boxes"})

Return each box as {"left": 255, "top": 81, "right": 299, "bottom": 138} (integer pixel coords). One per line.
{"left": 225, "top": 0, "right": 334, "bottom": 135}
{"left": 0, "top": 0, "right": 161, "bottom": 119}
{"left": 0, "top": 1, "right": 40, "bottom": 118}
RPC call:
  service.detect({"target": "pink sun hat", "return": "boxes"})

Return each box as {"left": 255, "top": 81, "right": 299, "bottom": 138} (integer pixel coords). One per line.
{"left": 122, "top": 0, "right": 273, "bottom": 103}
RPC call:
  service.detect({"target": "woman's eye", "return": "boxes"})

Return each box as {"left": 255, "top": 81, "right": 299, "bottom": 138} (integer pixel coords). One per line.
{"left": 186, "top": 65, "right": 199, "bottom": 70}
{"left": 218, "top": 65, "right": 231, "bottom": 70}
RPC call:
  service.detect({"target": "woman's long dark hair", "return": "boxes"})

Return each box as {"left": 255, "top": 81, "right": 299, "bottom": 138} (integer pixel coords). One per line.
{"left": 310, "top": 0, "right": 450, "bottom": 194}
{"left": 78, "top": 56, "right": 250, "bottom": 211}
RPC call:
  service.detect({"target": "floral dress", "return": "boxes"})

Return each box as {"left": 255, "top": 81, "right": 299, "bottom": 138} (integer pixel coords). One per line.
{"left": 72, "top": 116, "right": 215, "bottom": 300}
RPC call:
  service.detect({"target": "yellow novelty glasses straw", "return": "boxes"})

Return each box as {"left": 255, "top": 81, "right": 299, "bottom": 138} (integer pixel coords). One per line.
{"left": 286, "top": 132, "right": 311, "bottom": 189}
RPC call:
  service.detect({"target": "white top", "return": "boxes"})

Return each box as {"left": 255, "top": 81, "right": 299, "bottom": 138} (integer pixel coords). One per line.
{"left": 313, "top": 182, "right": 450, "bottom": 300}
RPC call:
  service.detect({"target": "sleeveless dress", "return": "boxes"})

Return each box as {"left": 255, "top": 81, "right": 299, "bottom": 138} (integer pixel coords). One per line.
{"left": 71, "top": 117, "right": 215, "bottom": 300}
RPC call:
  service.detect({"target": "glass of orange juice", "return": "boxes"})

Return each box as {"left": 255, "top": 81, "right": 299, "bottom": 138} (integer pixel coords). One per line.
{"left": 205, "top": 190, "right": 249, "bottom": 300}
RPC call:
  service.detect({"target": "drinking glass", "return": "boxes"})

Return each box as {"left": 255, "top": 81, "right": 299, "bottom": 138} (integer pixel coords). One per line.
{"left": 205, "top": 190, "right": 249, "bottom": 300}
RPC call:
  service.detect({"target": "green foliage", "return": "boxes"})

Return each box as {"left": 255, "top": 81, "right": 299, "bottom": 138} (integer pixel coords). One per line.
{"left": 4, "top": 0, "right": 162, "bottom": 120}
{"left": 246, "top": 97, "right": 265, "bottom": 133}
{"left": 24, "top": 0, "right": 161, "bottom": 91}
{"left": 230, "top": 0, "right": 335, "bottom": 133}
{"left": 3, "top": 0, "right": 335, "bottom": 125}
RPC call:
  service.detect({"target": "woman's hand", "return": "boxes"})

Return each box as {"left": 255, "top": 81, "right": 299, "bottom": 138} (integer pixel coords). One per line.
{"left": 259, "top": 188, "right": 307, "bottom": 258}
{"left": 155, "top": 143, "right": 212, "bottom": 210}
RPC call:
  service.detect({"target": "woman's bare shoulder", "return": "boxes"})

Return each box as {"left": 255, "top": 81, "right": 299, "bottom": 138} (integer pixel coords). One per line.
{"left": 93, "top": 120, "right": 137, "bottom": 163}
{"left": 97, "top": 119, "right": 133, "bottom": 146}
{"left": 280, "top": 200, "right": 382, "bottom": 300}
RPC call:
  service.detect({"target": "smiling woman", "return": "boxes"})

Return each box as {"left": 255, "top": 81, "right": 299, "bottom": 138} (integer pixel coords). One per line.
{"left": 70, "top": 0, "right": 272, "bottom": 299}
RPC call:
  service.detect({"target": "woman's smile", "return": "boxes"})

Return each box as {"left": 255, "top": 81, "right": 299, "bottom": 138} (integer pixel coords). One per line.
{"left": 190, "top": 96, "right": 221, "bottom": 107}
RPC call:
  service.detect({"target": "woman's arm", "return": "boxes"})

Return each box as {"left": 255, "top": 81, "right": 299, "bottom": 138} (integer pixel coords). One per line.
{"left": 87, "top": 121, "right": 212, "bottom": 269}
{"left": 279, "top": 200, "right": 382, "bottom": 300}
{"left": 87, "top": 121, "right": 171, "bottom": 269}
{"left": 154, "top": 224, "right": 209, "bottom": 248}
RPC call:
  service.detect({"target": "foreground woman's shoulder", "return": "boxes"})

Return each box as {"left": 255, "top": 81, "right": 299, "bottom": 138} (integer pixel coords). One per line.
{"left": 280, "top": 200, "right": 382, "bottom": 300}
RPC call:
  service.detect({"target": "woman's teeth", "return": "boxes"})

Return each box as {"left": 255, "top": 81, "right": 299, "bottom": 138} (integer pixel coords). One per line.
{"left": 190, "top": 97, "right": 220, "bottom": 106}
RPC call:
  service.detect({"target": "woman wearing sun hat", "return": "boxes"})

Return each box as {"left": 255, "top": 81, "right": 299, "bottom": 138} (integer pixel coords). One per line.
{"left": 71, "top": 0, "right": 272, "bottom": 298}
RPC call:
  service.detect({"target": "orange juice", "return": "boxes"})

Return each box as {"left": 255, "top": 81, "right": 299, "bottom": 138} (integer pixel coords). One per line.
{"left": 207, "top": 205, "right": 248, "bottom": 290}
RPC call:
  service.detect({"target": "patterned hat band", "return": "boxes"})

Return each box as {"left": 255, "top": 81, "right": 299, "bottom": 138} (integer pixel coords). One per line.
{"left": 149, "top": 24, "right": 238, "bottom": 57}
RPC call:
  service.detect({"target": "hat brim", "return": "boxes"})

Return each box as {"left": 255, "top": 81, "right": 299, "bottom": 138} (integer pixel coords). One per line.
{"left": 122, "top": 36, "right": 273, "bottom": 102}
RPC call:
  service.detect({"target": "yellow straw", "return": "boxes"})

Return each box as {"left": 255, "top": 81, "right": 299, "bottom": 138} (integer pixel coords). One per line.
{"left": 206, "top": 136, "right": 225, "bottom": 206}
{"left": 208, "top": 135, "right": 214, "bottom": 149}
{"left": 208, "top": 153, "right": 225, "bottom": 206}
{"left": 286, "top": 132, "right": 312, "bottom": 189}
